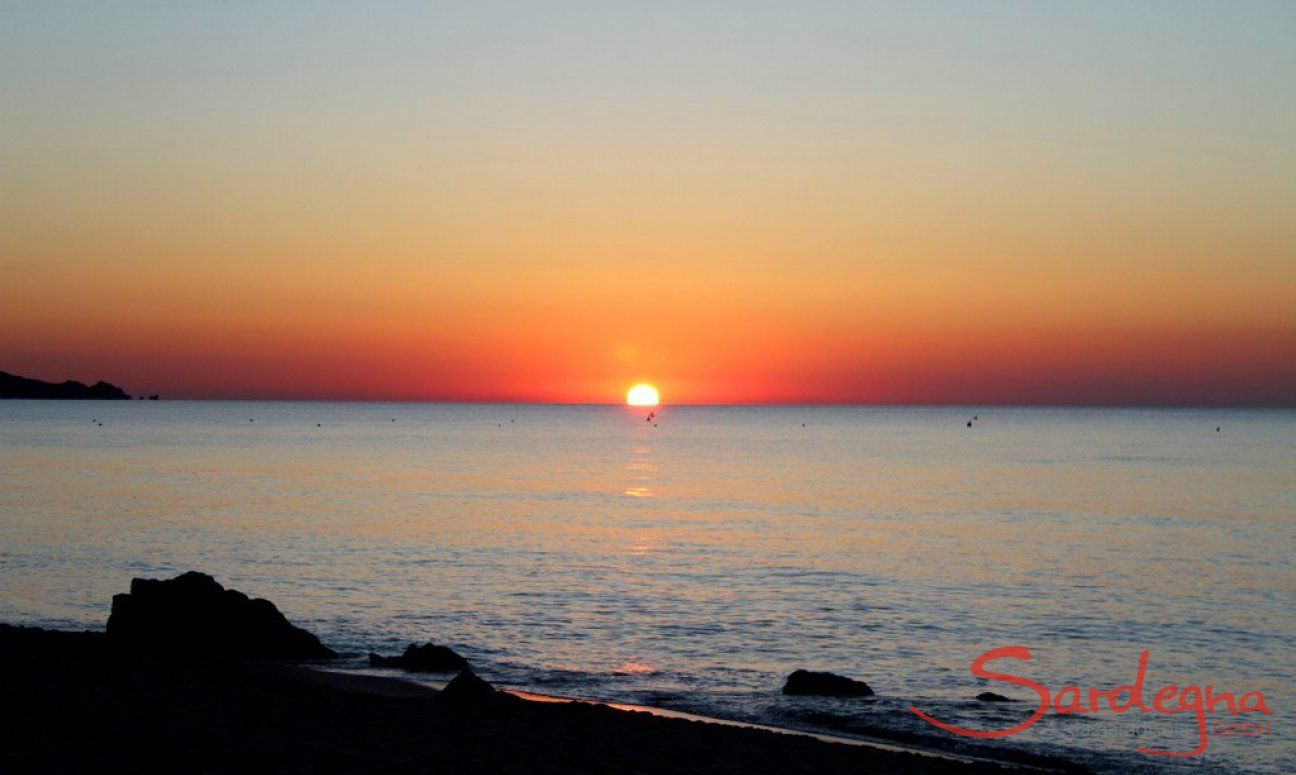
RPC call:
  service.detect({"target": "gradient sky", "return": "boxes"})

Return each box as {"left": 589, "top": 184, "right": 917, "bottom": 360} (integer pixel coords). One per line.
{"left": 2, "top": 1, "right": 1294, "bottom": 404}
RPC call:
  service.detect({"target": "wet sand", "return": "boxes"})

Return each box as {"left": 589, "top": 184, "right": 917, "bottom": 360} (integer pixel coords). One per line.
{"left": 0, "top": 624, "right": 1036, "bottom": 774}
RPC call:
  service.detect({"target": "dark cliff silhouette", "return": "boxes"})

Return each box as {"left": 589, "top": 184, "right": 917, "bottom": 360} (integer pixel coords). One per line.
{"left": 0, "top": 370, "right": 131, "bottom": 400}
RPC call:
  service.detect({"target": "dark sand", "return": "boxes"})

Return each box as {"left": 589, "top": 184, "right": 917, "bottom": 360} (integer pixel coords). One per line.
{"left": 0, "top": 624, "right": 1036, "bottom": 774}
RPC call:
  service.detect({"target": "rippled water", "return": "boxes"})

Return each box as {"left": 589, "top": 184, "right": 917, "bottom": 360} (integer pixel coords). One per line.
{"left": 1, "top": 402, "right": 1291, "bottom": 773}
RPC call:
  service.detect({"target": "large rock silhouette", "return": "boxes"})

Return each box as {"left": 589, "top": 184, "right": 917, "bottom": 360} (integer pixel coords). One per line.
{"left": 106, "top": 572, "right": 336, "bottom": 660}
{"left": 781, "top": 670, "right": 874, "bottom": 697}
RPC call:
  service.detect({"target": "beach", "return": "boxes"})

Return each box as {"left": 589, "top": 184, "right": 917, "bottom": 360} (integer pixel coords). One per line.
{"left": 0, "top": 623, "right": 1033, "bottom": 774}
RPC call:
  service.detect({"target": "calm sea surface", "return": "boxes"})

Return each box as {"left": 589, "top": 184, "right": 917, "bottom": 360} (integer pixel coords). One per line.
{"left": 1, "top": 402, "right": 1292, "bottom": 773}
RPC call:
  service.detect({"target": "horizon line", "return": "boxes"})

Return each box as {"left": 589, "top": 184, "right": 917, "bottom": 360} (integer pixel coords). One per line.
{"left": 65, "top": 397, "right": 1296, "bottom": 409}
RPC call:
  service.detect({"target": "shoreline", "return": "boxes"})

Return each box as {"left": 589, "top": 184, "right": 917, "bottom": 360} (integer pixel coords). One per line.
{"left": 308, "top": 667, "right": 1066, "bottom": 771}
{"left": 0, "top": 623, "right": 1078, "bottom": 774}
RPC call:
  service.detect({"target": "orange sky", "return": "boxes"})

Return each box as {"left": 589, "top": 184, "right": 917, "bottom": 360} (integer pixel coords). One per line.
{"left": 2, "top": 3, "right": 1293, "bottom": 404}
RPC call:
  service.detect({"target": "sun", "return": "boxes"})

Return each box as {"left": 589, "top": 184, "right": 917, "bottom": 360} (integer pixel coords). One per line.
{"left": 626, "top": 384, "right": 660, "bottom": 407}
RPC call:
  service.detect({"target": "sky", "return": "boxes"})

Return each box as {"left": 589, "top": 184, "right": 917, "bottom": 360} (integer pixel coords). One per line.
{"left": 2, "top": 1, "right": 1294, "bottom": 404}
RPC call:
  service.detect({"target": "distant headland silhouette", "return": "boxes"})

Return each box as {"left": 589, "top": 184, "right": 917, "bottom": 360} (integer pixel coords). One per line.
{"left": 0, "top": 370, "right": 134, "bottom": 400}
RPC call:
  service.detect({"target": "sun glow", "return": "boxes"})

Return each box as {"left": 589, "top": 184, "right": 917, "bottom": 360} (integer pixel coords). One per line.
{"left": 626, "top": 384, "right": 660, "bottom": 407}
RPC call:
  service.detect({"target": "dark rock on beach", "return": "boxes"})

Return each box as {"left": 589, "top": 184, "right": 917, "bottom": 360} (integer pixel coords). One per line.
{"left": 782, "top": 669, "right": 874, "bottom": 697}
{"left": 106, "top": 571, "right": 336, "bottom": 660}
{"left": 436, "top": 669, "right": 509, "bottom": 705}
{"left": 0, "top": 370, "right": 130, "bottom": 400}
{"left": 369, "top": 642, "right": 469, "bottom": 672}
{"left": 975, "top": 692, "right": 1017, "bottom": 702}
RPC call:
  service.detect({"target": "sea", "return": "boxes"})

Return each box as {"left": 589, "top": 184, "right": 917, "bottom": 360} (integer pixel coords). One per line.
{"left": 1, "top": 402, "right": 1291, "bottom": 773}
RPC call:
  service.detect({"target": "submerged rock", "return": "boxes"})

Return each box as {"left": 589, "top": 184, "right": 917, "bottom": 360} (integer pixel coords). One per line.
{"left": 975, "top": 691, "right": 1017, "bottom": 702}
{"left": 436, "top": 669, "right": 501, "bottom": 705}
{"left": 782, "top": 670, "right": 874, "bottom": 697}
{"left": 105, "top": 571, "right": 336, "bottom": 660}
{"left": 368, "top": 642, "right": 468, "bottom": 673}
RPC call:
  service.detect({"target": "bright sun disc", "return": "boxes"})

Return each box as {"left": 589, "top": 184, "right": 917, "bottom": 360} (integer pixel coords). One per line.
{"left": 626, "top": 384, "right": 660, "bottom": 407}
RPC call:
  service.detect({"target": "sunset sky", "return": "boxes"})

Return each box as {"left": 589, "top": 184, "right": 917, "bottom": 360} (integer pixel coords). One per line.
{"left": 3, "top": 2, "right": 1293, "bottom": 404}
